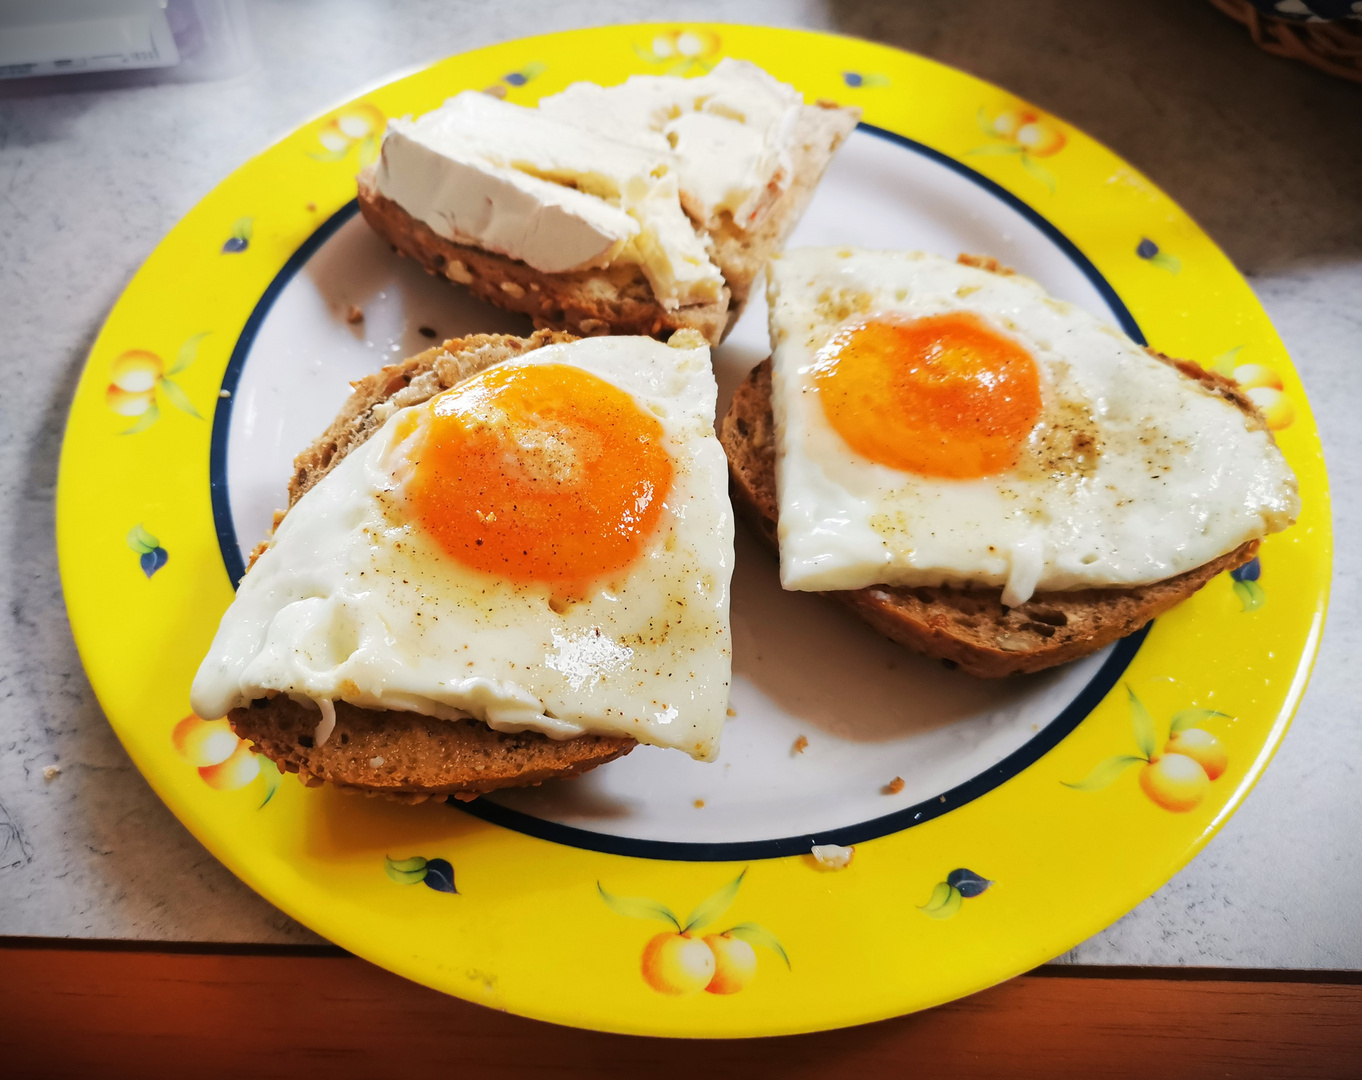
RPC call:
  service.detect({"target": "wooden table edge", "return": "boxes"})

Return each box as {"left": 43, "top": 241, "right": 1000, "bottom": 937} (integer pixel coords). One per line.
{"left": 2, "top": 938, "right": 1359, "bottom": 1077}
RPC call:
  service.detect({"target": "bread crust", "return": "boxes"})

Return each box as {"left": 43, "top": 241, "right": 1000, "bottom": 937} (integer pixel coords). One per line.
{"left": 234, "top": 330, "right": 636, "bottom": 798}
{"left": 357, "top": 176, "right": 732, "bottom": 345}
{"left": 356, "top": 100, "right": 861, "bottom": 346}
{"left": 229, "top": 698, "right": 635, "bottom": 803}
{"left": 718, "top": 357, "right": 1259, "bottom": 678}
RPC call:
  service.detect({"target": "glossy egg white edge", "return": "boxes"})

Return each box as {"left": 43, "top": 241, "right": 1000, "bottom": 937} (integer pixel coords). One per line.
{"left": 190, "top": 336, "right": 735, "bottom": 760}
{"left": 768, "top": 248, "right": 1300, "bottom": 603}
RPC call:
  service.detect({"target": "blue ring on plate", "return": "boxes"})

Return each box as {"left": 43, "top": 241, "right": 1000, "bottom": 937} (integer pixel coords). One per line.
{"left": 209, "top": 123, "right": 1149, "bottom": 860}
{"left": 458, "top": 626, "right": 1148, "bottom": 860}
{"left": 210, "top": 199, "right": 360, "bottom": 588}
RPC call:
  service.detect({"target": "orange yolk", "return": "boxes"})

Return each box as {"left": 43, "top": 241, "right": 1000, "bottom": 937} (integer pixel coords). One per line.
{"left": 813, "top": 313, "right": 1042, "bottom": 479}
{"left": 402, "top": 362, "right": 673, "bottom": 586}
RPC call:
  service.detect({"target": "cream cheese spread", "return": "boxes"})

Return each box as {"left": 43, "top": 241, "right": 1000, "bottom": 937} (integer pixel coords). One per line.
{"left": 373, "top": 91, "right": 723, "bottom": 308}
{"left": 538, "top": 58, "right": 805, "bottom": 230}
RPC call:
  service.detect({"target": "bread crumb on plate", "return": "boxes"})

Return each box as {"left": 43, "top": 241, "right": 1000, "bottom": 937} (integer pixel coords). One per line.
{"left": 42, "top": 764, "right": 61, "bottom": 782}
{"left": 792, "top": 735, "right": 808, "bottom": 755}
{"left": 810, "top": 843, "right": 854, "bottom": 870}
{"left": 884, "top": 776, "right": 905, "bottom": 795}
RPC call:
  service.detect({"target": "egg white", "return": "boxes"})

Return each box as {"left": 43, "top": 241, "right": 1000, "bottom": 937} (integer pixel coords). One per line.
{"left": 768, "top": 248, "right": 1299, "bottom": 604}
{"left": 191, "top": 336, "right": 734, "bottom": 760}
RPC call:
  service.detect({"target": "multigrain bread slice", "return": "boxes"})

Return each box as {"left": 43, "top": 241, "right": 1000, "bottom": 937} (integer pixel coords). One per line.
{"left": 228, "top": 330, "right": 636, "bottom": 802}
{"left": 232, "top": 698, "right": 634, "bottom": 805}
{"left": 355, "top": 178, "right": 731, "bottom": 345}
{"left": 355, "top": 101, "right": 860, "bottom": 346}
{"left": 719, "top": 356, "right": 1258, "bottom": 679}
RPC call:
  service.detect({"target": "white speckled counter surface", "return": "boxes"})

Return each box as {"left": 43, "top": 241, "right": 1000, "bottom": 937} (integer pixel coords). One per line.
{"left": 1, "top": 0, "right": 1358, "bottom": 967}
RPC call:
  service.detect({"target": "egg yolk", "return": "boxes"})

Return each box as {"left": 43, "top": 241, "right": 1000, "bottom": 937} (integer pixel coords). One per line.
{"left": 813, "top": 313, "right": 1042, "bottom": 479}
{"left": 403, "top": 362, "right": 673, "bottom": 585}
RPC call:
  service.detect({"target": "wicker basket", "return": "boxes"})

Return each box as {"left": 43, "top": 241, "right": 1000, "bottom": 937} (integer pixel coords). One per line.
{"left": 1208, "top": 0, "right": 1362, "bottom": 83}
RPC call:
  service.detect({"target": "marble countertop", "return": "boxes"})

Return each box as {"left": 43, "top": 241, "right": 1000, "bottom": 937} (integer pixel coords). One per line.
{"left": 1, "top": 0, "right": 1358, "bottom": 967}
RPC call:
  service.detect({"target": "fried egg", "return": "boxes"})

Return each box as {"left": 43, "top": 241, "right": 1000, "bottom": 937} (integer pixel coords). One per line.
{"left": 768, "top": 248, "right": 1299, "bottom": 605}
{"left": 191, "top": 335, "right": 734, "bottom": 760}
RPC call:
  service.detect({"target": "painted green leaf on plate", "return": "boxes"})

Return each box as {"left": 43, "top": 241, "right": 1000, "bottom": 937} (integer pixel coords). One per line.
{"left": 598, "top": 883, "right": 680, "bottom": 930}
{"left": 1127, "top": 686, "right": 1156, "bottom": 759}
{"left": 168, "top": 331, "right": 209, "bottom": 375}
{"left": 683, "top": 868, "right": 746, "bottom": 932}
{"left": 1170, "top": 708, "right": 1230, "bottom": 735}
{"left": 159, "top": 377, "right": 201, "bottom": 419}
{"left": 726, "top": 923, "right": 790, "bottom": 968}
{"left": 121, "top": 401, "right": 159, "bottom": 435}
{"left": 1063, "top": 755, "right": 1145, "bottom": 791}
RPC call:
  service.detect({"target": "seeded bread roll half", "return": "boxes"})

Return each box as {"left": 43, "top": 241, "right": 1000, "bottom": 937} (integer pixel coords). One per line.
{"left": 229, "top": 330, "right": 635, "bottom": 802}
{"left": 718, "top": 355, "right": 1259, "bottom": 679}
{"left": 356, "top": 101, "right": 860, "bottom": 346}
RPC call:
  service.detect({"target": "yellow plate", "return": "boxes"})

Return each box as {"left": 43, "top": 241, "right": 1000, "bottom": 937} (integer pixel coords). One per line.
{"left": 57, "top": 25, "right": 1330, "bottom": 1037}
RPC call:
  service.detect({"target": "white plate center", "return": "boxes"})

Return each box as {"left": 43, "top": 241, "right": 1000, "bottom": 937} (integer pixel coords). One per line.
{"left": 223, "top": 128, "right": 1135, "bottom": 849}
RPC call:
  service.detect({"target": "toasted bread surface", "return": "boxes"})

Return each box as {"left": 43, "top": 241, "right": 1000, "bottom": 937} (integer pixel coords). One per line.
{"left": 356, "top": 100, "right": 860, "bottom": 345}
{"left": 234, "top": 330, "right": 636, "bottom": 798}
{"left": 718, "top": 357, "right": 1257, "bottom": 678}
